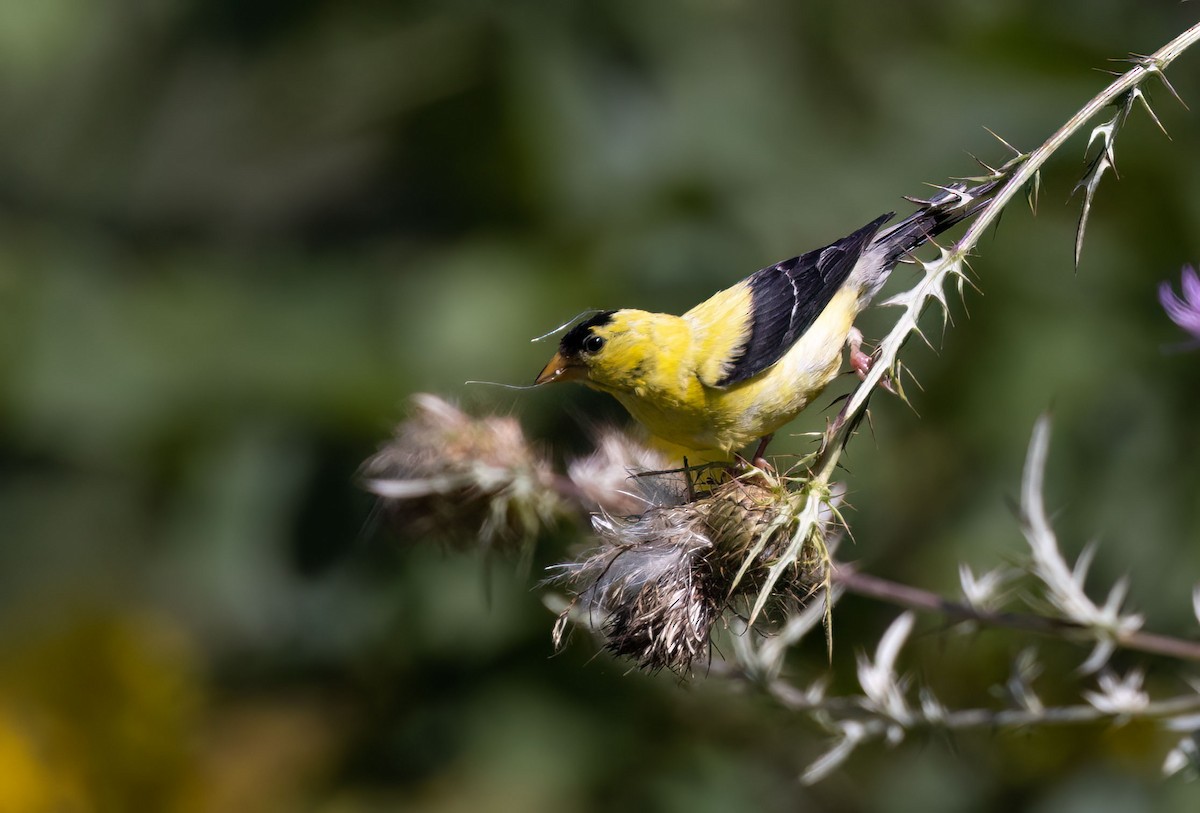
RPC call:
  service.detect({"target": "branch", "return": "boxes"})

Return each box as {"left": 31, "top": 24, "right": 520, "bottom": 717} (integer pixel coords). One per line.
{"left": 820, "top": 20, "right": 1200, "bottom": 480}
{"left": 833, "top": 564, "right": 1200, "bottom": 662}
{"left": 744, "top": 20, "right": 1200, "bottom": 623}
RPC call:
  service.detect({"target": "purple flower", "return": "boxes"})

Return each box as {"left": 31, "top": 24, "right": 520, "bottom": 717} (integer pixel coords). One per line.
{"left": 1159, "top": 265, "right": 1200, "bottom": 341}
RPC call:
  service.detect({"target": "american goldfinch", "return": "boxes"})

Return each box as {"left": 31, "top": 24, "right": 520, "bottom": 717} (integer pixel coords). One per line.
{"left": 535, "top": 183, "right": 992, "bottom": 461}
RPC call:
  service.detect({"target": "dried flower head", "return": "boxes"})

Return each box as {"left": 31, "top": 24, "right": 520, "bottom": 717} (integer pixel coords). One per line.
{"left": 1159, "top": 264, "right": 1200, "bottom": 343}
{"left": 552, "top": 469, "right": 831, "bottom": 672}
{"left": 566, "top": 429, "right": 676, "bottom": 516}
{"left": 361, "top": 394, "right": 564, "bottom": 550}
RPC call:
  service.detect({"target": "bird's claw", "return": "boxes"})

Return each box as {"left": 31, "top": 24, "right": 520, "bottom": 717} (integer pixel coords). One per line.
{"left": 748, "top": 433, "right": 776, "bottom": 474}
{"left": 847, "top": 328, "right": 898, "bottom": 394}
{"left": 850, "top": 345, "right": 873, "bottom": 379}
{"left": 731, "top": 434, "right": 776, "bottom": 479}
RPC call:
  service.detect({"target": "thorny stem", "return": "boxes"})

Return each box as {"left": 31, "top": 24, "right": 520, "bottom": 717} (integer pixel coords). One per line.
{"left": 751, "top": 22, "right": 1200, "bottom": 626}
{"left": 534, "top": 22, "right": 1200, "bottom": 669}
{"left": 545, "top": 456, "right": 1200, "bottom": 664}
{"left": 957, "top": 23, "right": 1200, "bottom": 252}
{"left": 833, "top": 564, "right": 1200, "bottom": 663}
{"left": 766, "top": 674, "right": 1200, "bottom": 724}
{"left": 817, "top": 20, "right": 1200, "bottom": 483}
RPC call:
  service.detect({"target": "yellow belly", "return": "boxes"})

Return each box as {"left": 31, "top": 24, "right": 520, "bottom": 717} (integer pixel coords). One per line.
{"left": 614, "top": 287, "right": 858, "bottom": 454}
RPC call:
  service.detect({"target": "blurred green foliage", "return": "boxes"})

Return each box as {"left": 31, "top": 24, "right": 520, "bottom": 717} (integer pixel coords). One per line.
{"left": 1, "top": 1, "right": 1199, "bottom": 810}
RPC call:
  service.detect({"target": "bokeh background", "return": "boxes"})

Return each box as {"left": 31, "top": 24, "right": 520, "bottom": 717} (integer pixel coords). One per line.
{"left": 2, "top": 1, "right": 1200, "bottom": 810}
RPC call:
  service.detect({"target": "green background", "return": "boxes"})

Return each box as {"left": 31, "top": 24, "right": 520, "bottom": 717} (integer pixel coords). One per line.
{"left": 2, "top": 1, "right": 1199, "bottom": 810}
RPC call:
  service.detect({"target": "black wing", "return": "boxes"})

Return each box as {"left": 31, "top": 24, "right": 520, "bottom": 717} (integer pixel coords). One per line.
{"left": 715, "top": 213, "right": 893, "bottom": 387}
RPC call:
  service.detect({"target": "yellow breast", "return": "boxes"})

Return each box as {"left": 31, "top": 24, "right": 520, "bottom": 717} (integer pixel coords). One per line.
{"left": 612, "top": 286, "right": 859, "bottom": 455}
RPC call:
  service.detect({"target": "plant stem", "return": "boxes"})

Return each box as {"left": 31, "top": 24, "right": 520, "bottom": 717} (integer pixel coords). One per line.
{"left": 767, "top": 673, "right": 1200, "bottom": 725}
{"left": 962, "top": 22, "right": 1200, "bottom": 250}
{"left": 816, "top": 20, "right": 1200, "bottom": 482}
{"left": 757, "top": 21, "right": 1200, "bottom": 628}
{"left": 833, "top": 563, "right": 1200, "bottom": 662}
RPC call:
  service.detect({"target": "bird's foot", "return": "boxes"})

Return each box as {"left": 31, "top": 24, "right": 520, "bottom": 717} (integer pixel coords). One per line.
{"left": 847, "top": 328, "right": 898, "bottom": 394}
{"left": 848, "top": 327, "right": 873, "bottom": 379}
{"left": 733, "top": 434, "right": 775, "bottom": 478}
{"left": 750, "top": 433, "right": 775, "bottom": 472}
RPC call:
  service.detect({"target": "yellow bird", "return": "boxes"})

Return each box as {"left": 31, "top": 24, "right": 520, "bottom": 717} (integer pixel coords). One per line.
{"left": 535, "top": 183, "right": 990, "bottom": 462}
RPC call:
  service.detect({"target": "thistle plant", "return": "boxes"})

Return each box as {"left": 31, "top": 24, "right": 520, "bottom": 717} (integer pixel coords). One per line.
{"left": 551, "top": 469, "right": 843, "bottom": 672}
{"left": 365, "top": 19, "right": 1200, "bottom": 785}
{"left": 724, "top": 419, "right": 1200, "bottom": 783}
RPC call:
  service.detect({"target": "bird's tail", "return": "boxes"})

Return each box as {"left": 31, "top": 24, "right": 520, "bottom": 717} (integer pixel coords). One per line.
{"left": 871, "top": 176, "right": 1004, "bottom": 269}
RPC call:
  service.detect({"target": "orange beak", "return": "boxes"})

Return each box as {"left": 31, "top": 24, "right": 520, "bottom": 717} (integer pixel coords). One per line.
{"left": 534, "top": 352, "right": 584, "bottom": 385}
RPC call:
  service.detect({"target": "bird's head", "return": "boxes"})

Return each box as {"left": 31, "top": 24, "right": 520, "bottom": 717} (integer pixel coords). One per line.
{"left": 534, "top": 310, "right": 654, "bottom": 393}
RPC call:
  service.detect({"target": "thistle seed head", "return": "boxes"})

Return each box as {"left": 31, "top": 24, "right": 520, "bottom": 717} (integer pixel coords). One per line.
{"left": 361, "top": 394, "right": 563, "bottom": 550}
{"left": 566, "top": 429, "right": 678, "bottom": 516}
{"left": 553, "top": 471, "right": 826, "bottom": 673}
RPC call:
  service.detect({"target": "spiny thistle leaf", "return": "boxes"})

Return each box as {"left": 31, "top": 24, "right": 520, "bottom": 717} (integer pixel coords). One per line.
{"left": 982, "top": 125, "right": 1024, "bottom": 157}
{"left": 1129, "top": 85, "right": 1170, "bottom": 137}
{"left": 1025, "top": 168, "right": 1042, "bottom": 214}
{"left": 1018, "top": 416, "right": 1144, "bottom": 673}
{"left": 1072, "top": 111, "right": 1120, "bottom": 267}
{"left": 1132, "top": 55, "right": 1188, "bottom": 110}
{"left": 801, "top": 725, "right": 867, "bottom": 785}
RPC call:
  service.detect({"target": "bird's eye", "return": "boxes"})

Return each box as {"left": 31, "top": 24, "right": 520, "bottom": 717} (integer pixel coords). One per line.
{"left": 584, "top": 334, "right": 605, "bottom": 354}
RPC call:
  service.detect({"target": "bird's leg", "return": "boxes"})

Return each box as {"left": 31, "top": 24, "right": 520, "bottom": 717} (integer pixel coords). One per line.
{"left": 751, "top": 433, "right": 774, "bottom": 470}
{"left": 847, "top": 327, "right": 897, "bottom": 394}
